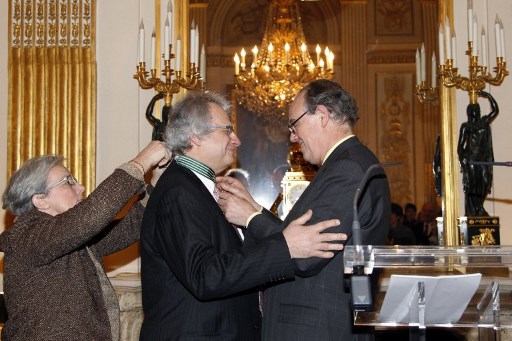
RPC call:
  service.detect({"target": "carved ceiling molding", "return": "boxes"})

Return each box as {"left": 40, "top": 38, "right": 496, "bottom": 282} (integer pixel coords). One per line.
{"left": 367, "top": 49, "right": 416, "bottom": 64}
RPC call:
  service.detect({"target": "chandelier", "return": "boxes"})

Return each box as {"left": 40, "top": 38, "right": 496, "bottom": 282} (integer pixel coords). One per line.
{"left": 233, "top": 0, "right": 334, "bottom": 126}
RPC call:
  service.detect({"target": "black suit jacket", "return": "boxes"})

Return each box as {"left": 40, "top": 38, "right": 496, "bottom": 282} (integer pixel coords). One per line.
{"left": 139, "top": 161, "right": 295, "bottom": 341}
{"left": 249, "top": 137, "right": 391, "bottom": 341}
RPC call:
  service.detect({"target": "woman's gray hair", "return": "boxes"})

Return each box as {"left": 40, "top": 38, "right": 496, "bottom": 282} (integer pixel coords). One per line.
{"left": 301, "top": 79, "right": 359, "bottom": 129}
{"left": 164, "top": 90, "right": 231, "bottom": 155}
{"left": 2, "top": 155, "right": 64, "bottom": 216}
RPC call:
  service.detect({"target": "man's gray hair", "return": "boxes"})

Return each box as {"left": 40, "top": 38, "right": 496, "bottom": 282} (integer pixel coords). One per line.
{"left": 2, "top": 155, "right": 64, "bottom": 216}
{"left": 301, "top": 79, "right": 359, "bottom": 129}
{"left": 164, "top": 90, "right": 231, "bottom": 155}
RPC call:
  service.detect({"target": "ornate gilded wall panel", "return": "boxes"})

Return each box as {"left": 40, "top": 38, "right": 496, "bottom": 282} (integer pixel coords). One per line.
{"left": 376, "top": 72, "right": 414, "bottom": 205}
{"left": 8, "top": 0, "right": 96, "bottom": 197}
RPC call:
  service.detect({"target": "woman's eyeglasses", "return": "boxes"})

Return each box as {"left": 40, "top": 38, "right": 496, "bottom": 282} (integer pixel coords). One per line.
{"left": 46, "top": 175, "right": 78, "bottom": 192}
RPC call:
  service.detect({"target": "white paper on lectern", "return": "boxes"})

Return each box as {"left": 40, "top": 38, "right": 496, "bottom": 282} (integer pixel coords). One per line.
{"left": 380, "top": 273, "right": 482, "bottom": 324}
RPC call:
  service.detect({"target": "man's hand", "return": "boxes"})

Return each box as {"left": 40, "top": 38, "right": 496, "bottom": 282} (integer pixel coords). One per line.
{"left": 283, "top": 209, "right": 346, "bottom": 259}
{"left": 216, "top": 176, "right": 262, "bottom": 211}
{"left": 217, "top": 190, "right": 258, "bottom": 226}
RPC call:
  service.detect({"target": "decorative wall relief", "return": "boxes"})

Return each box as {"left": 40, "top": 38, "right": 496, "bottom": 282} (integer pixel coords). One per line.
{"left": 377, "top": 73, "right": 414, "bottom": 205}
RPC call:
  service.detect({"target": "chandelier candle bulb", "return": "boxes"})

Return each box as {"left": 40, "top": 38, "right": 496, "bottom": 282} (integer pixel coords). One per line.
{"left": 315, "top": 44, "right": 321, "bottom": 66}
{"left": 268, "top": 43, "right": 273, "bottom": 66}
{"left": 285, "top": 43, "right": 290, "bottom": 65}
{"left": 240, "top": 48, "right": 246, "bottom": 70}
{"left": 252, "top": 46, "right": 258, "bottom": 65}
{"left": 138, "top": 20, "right": 144, "bottom": 63}
{"left": 234, "top": 53, "right": 240, "bottom": 75}
{"left": 301, "top": 43, "right": 306, "bottom": 64}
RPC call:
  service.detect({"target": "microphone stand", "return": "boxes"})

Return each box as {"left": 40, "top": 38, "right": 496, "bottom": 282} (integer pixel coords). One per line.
{"left": 350, "top": 163, "right": 383, "bottom": 311}
{"left": 350, "top": 162, "right": 399, "bottom": 311}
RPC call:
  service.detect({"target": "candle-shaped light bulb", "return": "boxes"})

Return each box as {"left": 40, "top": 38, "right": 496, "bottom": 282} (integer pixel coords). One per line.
{"left": 234, "top": 53, "right": 240, "bottom": 75}
{"left": 300, "top": 43, "right": 307, "bottom": 64}
{"left": 451, "top": 31, "right": 457, "bottom": 68}
{"left": 268, "top": 43, "right": 274, "bottom": 66}
{"left": 240, "top": 48, "right": 246, "bottom": 69}
{"left": 138, "top": 19, "right": 145, "bottom": 63}
{"left": 195, "top": 25, "right": 200, "bottom": 65}
{"left": 481, "top": 27, "right": 487, "bottom": 68}
{"left": 467, "top": 0, "right": 473, "bottom": 42}
{"left": 164, "top": 18, "right": 170, "bottom": 60}
{"left": 500, "top": 18, "right": 506, "bottom": 60}
{"left": 315, "top": 44, "right": 321, "bottom": 66}
{"left": 431, "top": 52, "right": 437, "bottom": 87}
{"left": 473, "top": 15, "right": 478, "bottom": 56}
{"left": 415, "top": 48, "right": 421, "bottom": 86}
{"left": 495, "top": 15, "right": 502, "bottom": 58}
{"left": 150, "top": 29, "right": 156, "bottom": 70}
{"left": 324, "top": 46, "right": 330, "bottom": 69}
{"left": 167, "top": 0, "right": 173, "bottom": 47}
{"left": 190, "top": 21, "right": 196, "bottom": 65}
{"left": 176, "top": 35, "right": 182, "bottom": 71}
{"left": 445, "top": 16, "right": 451, "bottom": 60}
{"left": 420, "top": 43, "right": 426, "bottom": 82}
{"left": 438, "top": 23, "right": 445, "bottom": 64}
{"left": 284, "top": 42, "right": 290, "bottom": 65}
{"left": 319, "top": 58, "right": 325, "bottom": 70}
{"left": 329, "top": 51, "right": 334, "bottom": 70}
{"left": 252, "top": 45, "right": 258, "bottom": 66}
{"left": 200, "top": 44, "right": 206, "bottom": 80}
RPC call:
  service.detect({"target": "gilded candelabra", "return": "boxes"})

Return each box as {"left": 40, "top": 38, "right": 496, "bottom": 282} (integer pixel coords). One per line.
{"left": 417, "top": 6, "right": 508, "bottom": 104}
{"left": 416, "top": 81, "right": 439, "bottom": 104}
{"left": 134, "top": 57, "right": 204, "bottom": 108}
{"left": 134, "top": 9, "right": 205, "bottom": 140}
{"left": 440, "top": 42, "right": 508, "bottom": 104}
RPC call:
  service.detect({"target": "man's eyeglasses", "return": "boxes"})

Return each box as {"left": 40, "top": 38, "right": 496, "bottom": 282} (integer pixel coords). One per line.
{"left": 288, "top": 110, "right": 309, "bottom": 135}
{"left": 46, "top": 175, "right": 78, "bottom": 192}
{"left": 209, "top": 125, "right": 234, "bottom": 135}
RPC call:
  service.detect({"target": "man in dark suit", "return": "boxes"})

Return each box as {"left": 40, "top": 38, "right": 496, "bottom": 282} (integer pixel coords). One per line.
{"left": 218, "top": 79, "right": 391, "bottom": 340}
{"left": 139, "top": 90, "right": 347, "bottom": 341}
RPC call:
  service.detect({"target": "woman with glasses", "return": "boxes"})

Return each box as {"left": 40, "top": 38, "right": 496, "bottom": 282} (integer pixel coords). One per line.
{"left": 0, "top": 140, "right": 169, "bottom": 341}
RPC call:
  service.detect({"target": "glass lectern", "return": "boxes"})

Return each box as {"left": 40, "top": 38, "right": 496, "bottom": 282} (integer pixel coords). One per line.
{"left": 344, "top": 245, "right": 512, "bottom": 341}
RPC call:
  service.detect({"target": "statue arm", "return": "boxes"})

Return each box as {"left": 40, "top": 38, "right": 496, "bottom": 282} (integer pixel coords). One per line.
{"left": 457, "top": 124, "right": 467, "bottom": 161}
{"left": 479, "top": 90, "right": 499, "bottom": 122}
{"left": 145, "top": 92, "right": 165, "bottom": 124}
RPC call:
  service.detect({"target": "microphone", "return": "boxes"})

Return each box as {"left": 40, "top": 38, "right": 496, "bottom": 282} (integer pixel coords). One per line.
{"left": 350, "top": 161, "right": 399, "bottom": 311}
{"left": 469, "top": 161, "right": 512, "bottom": 167}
